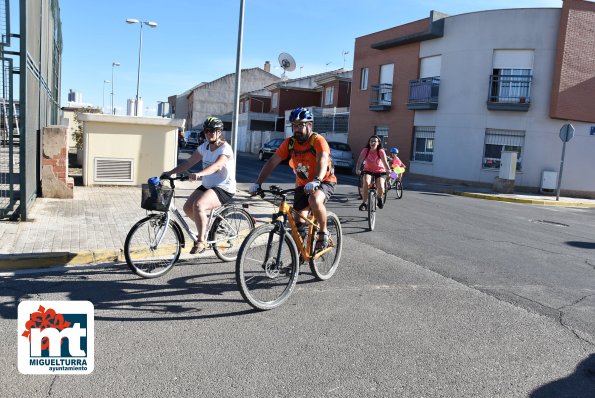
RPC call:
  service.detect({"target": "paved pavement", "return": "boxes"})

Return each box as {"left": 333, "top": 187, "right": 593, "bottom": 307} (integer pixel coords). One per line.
{"left": 0, "top": 177, "right": 594, "bottom": 271}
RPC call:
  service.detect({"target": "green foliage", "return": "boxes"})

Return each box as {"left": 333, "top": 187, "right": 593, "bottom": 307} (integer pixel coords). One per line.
{"left": 71, "top": 107, "right": 101, "bottom": 149}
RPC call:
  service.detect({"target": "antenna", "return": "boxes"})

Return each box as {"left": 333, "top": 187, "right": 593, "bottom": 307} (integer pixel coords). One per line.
{"left": 278, "top": 52, "right": 296, "bottom": 79}
{"left": 342, "top": 50, "right": 350, "bottom": 69}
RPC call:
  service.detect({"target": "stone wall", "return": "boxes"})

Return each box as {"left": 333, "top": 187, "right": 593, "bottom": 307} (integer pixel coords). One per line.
{"left": 42, "top": 126, "right": 74, "bottom": 199}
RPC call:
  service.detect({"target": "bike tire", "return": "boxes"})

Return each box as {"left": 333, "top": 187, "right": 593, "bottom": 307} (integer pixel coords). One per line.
{"left": 382, "top": 179, "right": 389, "bottom": 203}
{"left": 395, "top": 180, "right": 403, "bottom": 199}
{"left": 309, "top": 212, "right": 343, "bottom": 280}
{"left": 210, "top": 207, "right": 255, "bottom": 262}
{"left": 236, "top": 224, "right": 299, "bottom": 310}
{"left": 124, "top": 214, "right": 182, "bottom": 278}
{"left": 368, "top": 189, "right": 376, "bottom": 231}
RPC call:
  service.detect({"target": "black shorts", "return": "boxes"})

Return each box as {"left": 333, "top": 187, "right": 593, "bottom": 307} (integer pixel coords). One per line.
{"left": 293, "top": 182, "right": 336, "bottom": 211}
{"left": 363, "top": 171, "right": 386, "bottom": 179}
{"left": 197, "top": 185, "right": 234, "bottom": 205}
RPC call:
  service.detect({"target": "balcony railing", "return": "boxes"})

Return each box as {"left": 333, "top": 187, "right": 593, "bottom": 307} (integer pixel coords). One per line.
{"left": 369, "top": 83, "right": 392, "bottom": 111}
{"left": 487, "top": 74, "right": 532, "bottom": 111}
{"left": 407, "top": 77, "right": 440, "bottom": 110}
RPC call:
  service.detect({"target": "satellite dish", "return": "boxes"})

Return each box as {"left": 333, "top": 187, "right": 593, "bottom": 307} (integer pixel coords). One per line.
{"left": 278, "top": 52, "right": 296, "bottom": 78}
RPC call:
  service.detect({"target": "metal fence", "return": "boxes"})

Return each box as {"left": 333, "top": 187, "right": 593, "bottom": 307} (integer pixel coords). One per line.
{"left": 0, "top": 0, "right": 62, "bottom": 220}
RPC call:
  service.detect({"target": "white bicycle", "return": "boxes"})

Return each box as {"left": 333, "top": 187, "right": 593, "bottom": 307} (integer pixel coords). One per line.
{"left": 124, "top": 175, "right": 254, "bottom": 278}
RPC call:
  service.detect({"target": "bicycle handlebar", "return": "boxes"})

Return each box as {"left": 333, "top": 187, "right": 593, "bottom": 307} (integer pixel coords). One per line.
{"left": 158, "top": 173, "right": 190, "bottom": 189}
{"left": 255, "top": 185, "right": 297, "bottom": 199}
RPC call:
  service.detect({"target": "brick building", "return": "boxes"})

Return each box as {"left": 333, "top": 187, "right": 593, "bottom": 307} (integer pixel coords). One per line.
{"left": 349, "top": 0, "right": 595, "bottom": 197}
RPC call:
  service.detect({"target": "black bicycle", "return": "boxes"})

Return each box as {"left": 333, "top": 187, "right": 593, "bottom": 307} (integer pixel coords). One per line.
{"left": 360, "top": 172, "right": 388, "bottom": 231}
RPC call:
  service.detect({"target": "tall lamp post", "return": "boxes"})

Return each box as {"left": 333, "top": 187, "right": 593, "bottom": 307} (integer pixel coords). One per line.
{"left": 102, "top": 80, "right": 110, "bottom": 113}
{"left": 111, "top": 62, "right": 120, "bottom": 115}
{"left": 126, "top": 18, "right": 158, "bottom": 116}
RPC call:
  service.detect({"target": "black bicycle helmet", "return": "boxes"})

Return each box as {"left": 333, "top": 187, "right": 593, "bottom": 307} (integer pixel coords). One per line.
{"left": 289, "top": 107, "right": 313, "bottom": 123}
{"left": 203, "top": 116, "right": 224, "bottom": 130}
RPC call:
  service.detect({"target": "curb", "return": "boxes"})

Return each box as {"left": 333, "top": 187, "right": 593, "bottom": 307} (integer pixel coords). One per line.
{"left": 0, "top": 249, "right": 122, "bottom": 271}
{"left": 453, "top": 191, "right": 595, "bottom": 207}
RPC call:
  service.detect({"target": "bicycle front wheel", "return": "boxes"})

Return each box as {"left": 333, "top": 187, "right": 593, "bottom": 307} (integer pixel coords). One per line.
{"left": 368, "top": 190, "right": 377, "bottom": 231}
{"left": 309, "top": 212, "right": 343, "bottom": 280}
{"left": 124, "top": 214, "right": 182, "bottom": 278}
{"left": 395, "top": 179, "right": 403, "bottom": 199}
{"left": 210, "top": 207, "right": 255, "bottom": 262}
{"left": 236, "top": 224, "right": 299, "bottom": 310}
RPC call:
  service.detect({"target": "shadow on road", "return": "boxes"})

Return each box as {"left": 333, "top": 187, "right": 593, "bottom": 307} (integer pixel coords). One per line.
{"left": 529, "top": 353, "right": 595, "bottom": 398}
{"left": 566, "top": 241, "right": 595, "bottom": 250}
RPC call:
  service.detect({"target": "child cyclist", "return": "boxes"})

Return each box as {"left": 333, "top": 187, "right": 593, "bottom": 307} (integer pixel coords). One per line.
{"left": 388, "top": 147, "right": 405, "bottom": 182}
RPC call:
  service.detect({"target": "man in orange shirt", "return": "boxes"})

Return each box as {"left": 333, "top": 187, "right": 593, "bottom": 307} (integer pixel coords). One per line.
{"left": 249, "top": 107, "right": 337, "bottom": 252}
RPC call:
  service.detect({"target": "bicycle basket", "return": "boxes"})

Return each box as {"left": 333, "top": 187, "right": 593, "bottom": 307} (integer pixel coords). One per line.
{"left": 140, "top": 184, "right": 173, "bottom": 211}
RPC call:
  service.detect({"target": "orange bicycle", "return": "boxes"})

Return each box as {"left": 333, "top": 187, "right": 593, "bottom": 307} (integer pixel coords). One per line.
{"left": 235, "top": 185, "right": 343, "bottom": 310}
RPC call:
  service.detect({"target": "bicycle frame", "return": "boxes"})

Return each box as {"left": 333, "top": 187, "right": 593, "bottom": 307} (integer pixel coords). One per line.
{"left": 150, "top": 178, "right": 240, "bottom": 250}
{"left": 266, "top": 190, "right": 334, "bottom": 263}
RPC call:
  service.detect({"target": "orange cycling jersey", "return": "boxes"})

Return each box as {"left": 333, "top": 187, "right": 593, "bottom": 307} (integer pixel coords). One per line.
{"left": 275, "top": 134, "right": 337, "bottom": 187}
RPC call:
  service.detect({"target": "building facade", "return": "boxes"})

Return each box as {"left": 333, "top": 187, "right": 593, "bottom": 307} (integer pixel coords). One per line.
{"left": 349, "top": 0, "right": 595, "bottom": 197}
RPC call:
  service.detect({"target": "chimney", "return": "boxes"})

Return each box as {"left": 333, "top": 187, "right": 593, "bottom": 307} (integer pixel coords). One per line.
{"left": 264, "top": 61, "right": 271, "bottom": 73}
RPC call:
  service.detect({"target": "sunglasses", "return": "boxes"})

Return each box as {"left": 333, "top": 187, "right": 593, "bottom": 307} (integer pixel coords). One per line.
{"left": 204, "top": 128, "right": 221, "bottom": 134}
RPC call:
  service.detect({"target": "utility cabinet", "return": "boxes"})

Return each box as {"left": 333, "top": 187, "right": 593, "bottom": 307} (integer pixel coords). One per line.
{"left": 541, "top": 170, "right": 558, "bottom": 193}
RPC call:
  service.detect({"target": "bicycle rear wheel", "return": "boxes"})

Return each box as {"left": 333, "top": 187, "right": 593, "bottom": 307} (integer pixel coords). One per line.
{"left": 124, "top": 214, "right": 182, "bottom": 278}
{"left": 367, "top": 190, "right": 377, "bottom": 231}
{"left": 236, "top": 224, "right": 299, "bottom": 310}
{"left": 210, "top": 207, "right": 255, "bottom": 262}
{"left": 309, "top": 212, "right": 343, "bottom": 280}
{"left": 395, "top": 179, "right": 403, "bottom": 199}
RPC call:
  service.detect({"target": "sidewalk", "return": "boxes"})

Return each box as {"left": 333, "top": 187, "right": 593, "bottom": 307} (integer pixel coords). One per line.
{"left": 1, "top": 178, "right": 594, "bottom": 271}
{"left": 0, "top": 181, "right": 278, "bottom": 270}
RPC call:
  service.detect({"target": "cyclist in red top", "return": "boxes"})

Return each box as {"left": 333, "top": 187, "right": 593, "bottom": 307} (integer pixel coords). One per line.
{"left": 249, "top": 107, "right": 337, "bottom": 252}
{"left": 355, "top": 135, "right": 391, "bottom": 210}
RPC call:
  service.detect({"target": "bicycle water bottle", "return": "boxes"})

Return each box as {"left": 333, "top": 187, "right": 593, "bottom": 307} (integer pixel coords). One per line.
{"left": 148, "top": 176, "right": 160, "bottom": 199}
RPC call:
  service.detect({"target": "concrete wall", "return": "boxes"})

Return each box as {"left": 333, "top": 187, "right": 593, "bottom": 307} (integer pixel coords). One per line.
{"left": 413, "top": 8, "right": 595, "bottom": 195}
{"left": 189, "top": 68, "right": 280, "bottom": 129}
{"left": 78, "top": 114, "right": 185, "bottom": 186}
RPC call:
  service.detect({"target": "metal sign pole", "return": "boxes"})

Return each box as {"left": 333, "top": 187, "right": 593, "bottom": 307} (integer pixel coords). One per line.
{"left": 555, "top": 140, "right": 566, "bottom": 201}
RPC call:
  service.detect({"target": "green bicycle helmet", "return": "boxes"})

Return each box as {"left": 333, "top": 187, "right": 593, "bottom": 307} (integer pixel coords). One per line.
{"left": 203, "top": 117, "right": 224, "bottom": 130}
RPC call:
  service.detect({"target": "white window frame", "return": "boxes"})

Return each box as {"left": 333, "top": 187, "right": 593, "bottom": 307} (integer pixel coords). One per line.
{"left": 324, "top": 86, "right": 334, "bottom": 105}
{"left": 375, "top": 126, "right": 389, "bottom": 148}
{"left": 482, "top": 129, "right": 525, "bottom": 170}
{"left": 413, "top": 127, "right": 435, "bottom": 163}
{"left": 361, "top": 67, "right": 368, "bottom": 90}
{"left": 271, "top": 92, "right": 278, "bottom": 109}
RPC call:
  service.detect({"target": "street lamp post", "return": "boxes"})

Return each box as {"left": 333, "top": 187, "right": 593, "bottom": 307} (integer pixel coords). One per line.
{"left": 126, "top": 18, "right": 158, "bottom": 116}
{"left": 111, "top": 62, "right": 120, "bottom": 115}
{"left": 102, "top": 80, "right": 110, "bottom": 113}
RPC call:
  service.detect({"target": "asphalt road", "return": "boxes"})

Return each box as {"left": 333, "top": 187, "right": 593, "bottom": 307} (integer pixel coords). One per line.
{"left": 1, "top": 150, "right": 593, "bottom": 397}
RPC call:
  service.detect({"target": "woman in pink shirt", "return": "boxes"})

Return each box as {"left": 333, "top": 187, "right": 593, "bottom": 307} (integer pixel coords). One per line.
{"left": 355, "top": 135, "right": 391, "bottom": 211}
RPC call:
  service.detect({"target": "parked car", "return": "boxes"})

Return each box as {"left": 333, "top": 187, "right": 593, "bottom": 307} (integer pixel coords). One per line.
{"left": 185, "top": 130, "right": 200, "bottom": 149}
{"left": 258, "top": 138, "right": 284, "bottom": 161}
{"left": 328, "top": 141, "right": 354, "bottom": 172}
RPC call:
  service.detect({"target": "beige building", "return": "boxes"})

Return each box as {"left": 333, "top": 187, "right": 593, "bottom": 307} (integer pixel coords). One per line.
{"left": 78, "top": 114, "right": 185, "bottom": 186}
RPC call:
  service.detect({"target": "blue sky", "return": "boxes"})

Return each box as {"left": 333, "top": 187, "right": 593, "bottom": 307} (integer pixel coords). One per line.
{"left": 59, "top": 0, "right": 562, "bottom": 116}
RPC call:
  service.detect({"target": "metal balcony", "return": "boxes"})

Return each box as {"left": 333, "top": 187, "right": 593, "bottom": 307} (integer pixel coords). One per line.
{"left": 487, "top": 74, "right": 532, "bottom": 111}
{"left": 369, "top": 84, "right": 392, "bottom": 111}
{"left": 407, "top": 77, "right": 440, "bottom": 110}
